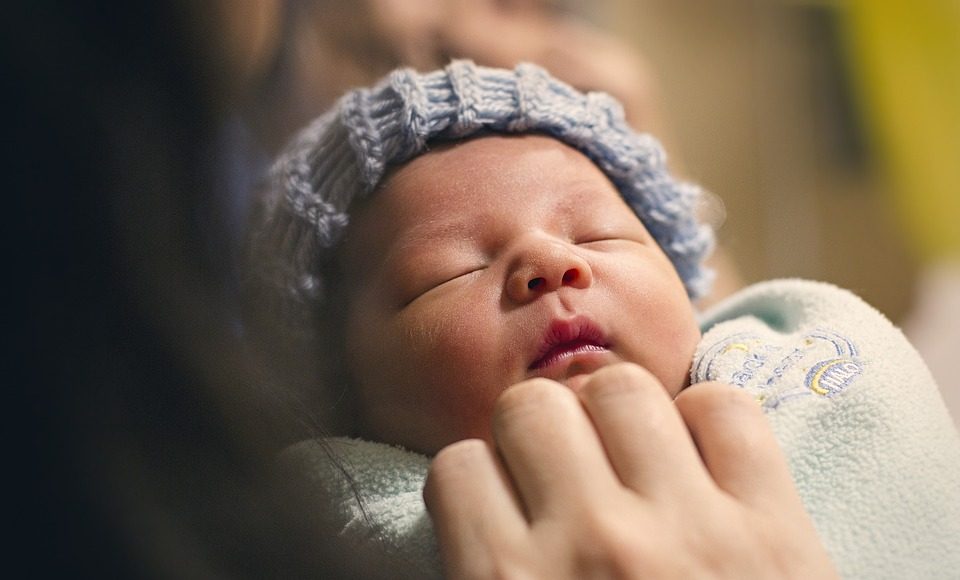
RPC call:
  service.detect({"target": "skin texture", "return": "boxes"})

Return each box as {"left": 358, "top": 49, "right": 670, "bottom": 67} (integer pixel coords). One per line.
{"left": 424, "top": 368, "right": 839, "bottom": 579}
{"left": 339, "top": 135, "right": 701, "bottom": 455}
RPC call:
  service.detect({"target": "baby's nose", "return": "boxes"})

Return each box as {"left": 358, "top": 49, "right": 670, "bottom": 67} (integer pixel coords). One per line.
{"left": 505, "top": 240, "right": 593, "bottom": 303}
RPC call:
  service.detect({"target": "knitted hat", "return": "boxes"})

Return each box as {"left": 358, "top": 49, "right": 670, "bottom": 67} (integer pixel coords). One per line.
{"left": 254, "top": 60, "right": 714, "bottom": 325}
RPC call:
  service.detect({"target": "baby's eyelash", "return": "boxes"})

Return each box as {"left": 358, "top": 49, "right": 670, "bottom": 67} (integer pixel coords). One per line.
{"left": 402, "top": 266, "right": 485, "bottom": 308}
{"left": 576, "top": 236, "right": 624, "bottom": 245}
{"left": 438, "top": 266, "right": 485, "bottom": 286}
{"left": 575, "top": 236, "right": 648, "bottom": 253}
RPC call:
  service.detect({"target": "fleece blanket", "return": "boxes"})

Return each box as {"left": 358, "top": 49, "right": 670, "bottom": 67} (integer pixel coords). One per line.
{"left": 278, "top": 279, "right": 960, "bottom": 579}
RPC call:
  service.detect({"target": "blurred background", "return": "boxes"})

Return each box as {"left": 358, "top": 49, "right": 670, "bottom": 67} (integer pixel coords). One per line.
{"left": 11, "top": 0, "right": 957, "bottom": 577}
{"left": 245, "top": 0, "right": 958, "bottom": 405}
{"left": 267, "top": 0, "right": 959, "bottom": 314}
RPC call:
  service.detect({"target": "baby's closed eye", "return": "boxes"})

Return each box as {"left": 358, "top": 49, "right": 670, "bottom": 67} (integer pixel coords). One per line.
{"left": 571, "top": 213, "right": 650, "bottom": 248}
{"left": 574, "top": 232, "right": 647, "bottom": 248}
{"left": 399, "top": 263, "right": 487, "bottom": 307}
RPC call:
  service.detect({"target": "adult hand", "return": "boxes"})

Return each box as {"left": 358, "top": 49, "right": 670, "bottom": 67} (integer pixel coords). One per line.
{"left": 423, "top": 363, "right": 837, "bottom": 579}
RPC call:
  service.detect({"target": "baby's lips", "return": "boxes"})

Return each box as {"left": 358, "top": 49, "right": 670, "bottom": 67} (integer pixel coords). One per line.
{"left": 531, "top": 341, "right": 609, "bottom": 371}
{"left": 528, "top": 316, "right": 609, "bottom": 370}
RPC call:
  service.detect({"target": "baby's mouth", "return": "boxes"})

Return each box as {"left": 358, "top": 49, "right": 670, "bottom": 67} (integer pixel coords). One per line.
{"left": 530, "top": 340, "right": 609, "bottom": 370}
{"left": 529, "top": 317, "right": 610, "bottom": 371}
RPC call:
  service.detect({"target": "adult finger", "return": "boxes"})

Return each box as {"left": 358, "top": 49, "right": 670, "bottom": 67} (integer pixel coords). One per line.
{"left": 577, "top": 363, "right": 711, "bottom": 497}
{"left": 491, "top": 378, "right": 619, "bottom": 520}
{"left": 674, "top": 382, "right": 800, "bottom": 509}
{"left": 424, "top": 439, "right": 528, "bottom": 576}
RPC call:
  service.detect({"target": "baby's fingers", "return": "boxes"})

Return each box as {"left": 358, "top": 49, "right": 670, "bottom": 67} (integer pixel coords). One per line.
{"left": 674, "top": 382, "right": 800, "bottom": 510}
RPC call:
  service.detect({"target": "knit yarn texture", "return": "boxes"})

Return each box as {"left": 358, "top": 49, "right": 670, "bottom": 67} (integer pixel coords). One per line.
{"left": 258, "top": 60, "right": 715, "bottom": 322}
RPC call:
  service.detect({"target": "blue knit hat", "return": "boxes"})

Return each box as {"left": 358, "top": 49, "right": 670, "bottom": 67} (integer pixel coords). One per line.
{"left": 255, "top": 60, "right": 714, "bottom": 323}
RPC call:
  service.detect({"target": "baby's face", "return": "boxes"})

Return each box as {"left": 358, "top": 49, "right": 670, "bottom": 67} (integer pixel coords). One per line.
{"left": 339, "top": 135, "right": 700, "bottom": 454}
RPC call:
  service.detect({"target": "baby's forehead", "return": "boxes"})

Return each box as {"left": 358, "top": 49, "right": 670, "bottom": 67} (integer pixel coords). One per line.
{"left": 378, "top": 134, "right": 617, "bottom": 204}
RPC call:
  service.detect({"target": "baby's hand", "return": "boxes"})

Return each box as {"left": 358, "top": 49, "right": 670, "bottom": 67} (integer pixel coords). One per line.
{"left": 424, "top": 363, "right": 837, "bottom": 579}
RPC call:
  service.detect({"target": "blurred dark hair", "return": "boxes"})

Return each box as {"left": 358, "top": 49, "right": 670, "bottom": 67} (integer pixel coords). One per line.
{"left": 6, "top": 2, "right": 346, "bottom": 576}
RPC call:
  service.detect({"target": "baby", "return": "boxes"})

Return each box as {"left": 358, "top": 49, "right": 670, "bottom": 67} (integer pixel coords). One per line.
{"left": 339, "top": 132, "right": 703, "bottom": 455}
{"left": 249, "top": 61, "right": 960, "bottom": 579}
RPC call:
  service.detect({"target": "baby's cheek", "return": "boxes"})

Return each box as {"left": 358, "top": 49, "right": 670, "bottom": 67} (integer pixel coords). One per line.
{"left": 606, "top": 270, "right": 699, "bottom": 397}
{"left": 408, "top": 306, "right": 507, "bottom": 444}
{"left": 641, "top": 299, "right": 700, "bottom": 396}
{"left": 405, "top": 298, "right": 502, "bottom": 374}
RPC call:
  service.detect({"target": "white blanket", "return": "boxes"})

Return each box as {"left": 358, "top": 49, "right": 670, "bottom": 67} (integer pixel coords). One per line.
{"left": 280, "top": 279, "right": 960, "bottom": 579}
